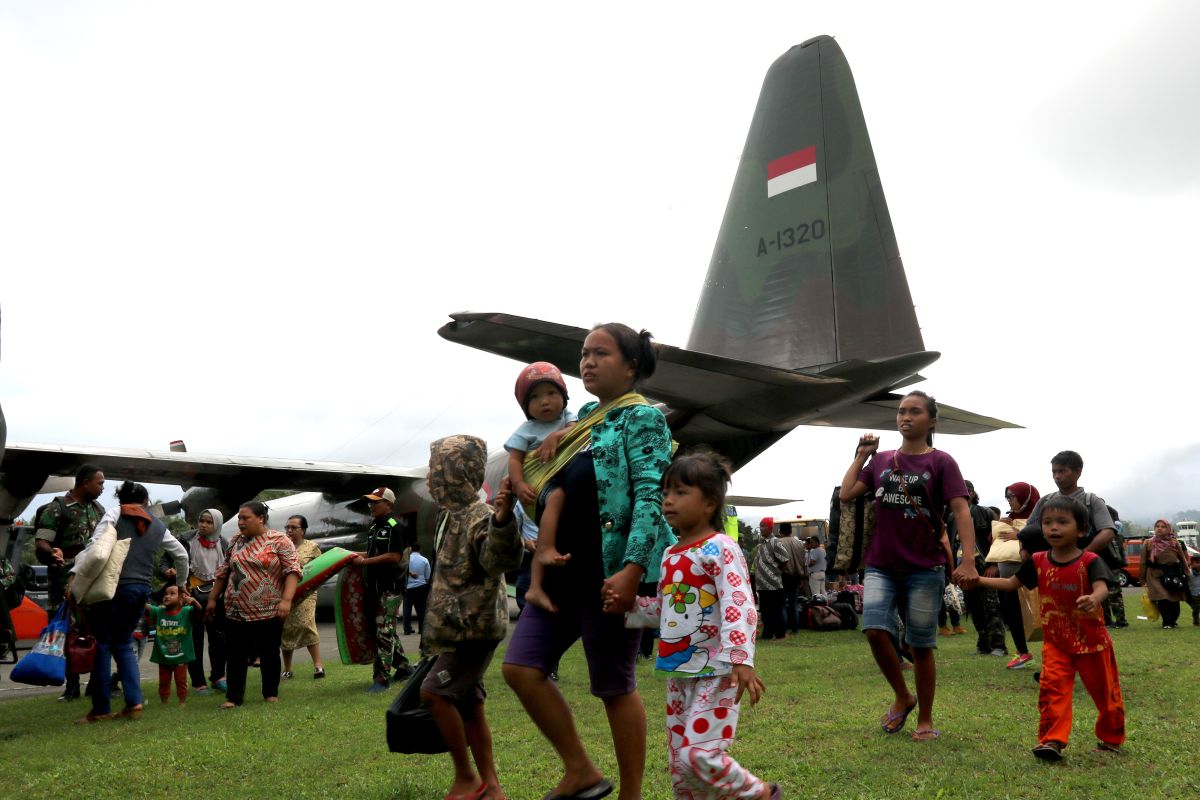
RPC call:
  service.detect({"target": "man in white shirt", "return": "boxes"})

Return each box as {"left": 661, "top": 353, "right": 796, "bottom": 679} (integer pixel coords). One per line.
{"left": 403, "top": 541, "right": 431, "bottom": 636}
{"left": 805, "top": 536, "right": 827, "bottom": 597}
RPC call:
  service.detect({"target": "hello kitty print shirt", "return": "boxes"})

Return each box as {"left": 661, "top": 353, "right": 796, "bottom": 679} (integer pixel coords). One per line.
{"left": 627, "top": 531, "right": 757, "bottom": 676}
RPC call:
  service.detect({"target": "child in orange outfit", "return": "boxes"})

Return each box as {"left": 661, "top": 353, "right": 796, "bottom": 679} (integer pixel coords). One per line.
{"left": 975, "top": 495, "right": 1125, "bottom": 761}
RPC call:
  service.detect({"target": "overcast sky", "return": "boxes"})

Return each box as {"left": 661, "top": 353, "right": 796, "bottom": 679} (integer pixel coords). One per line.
{"left": 2, "top": 1, "right": 1197, "bottom": 525}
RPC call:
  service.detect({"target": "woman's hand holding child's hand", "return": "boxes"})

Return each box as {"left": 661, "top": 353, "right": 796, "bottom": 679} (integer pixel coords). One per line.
{"left": 601, "top": 564, "right": 641, "bottom": 615}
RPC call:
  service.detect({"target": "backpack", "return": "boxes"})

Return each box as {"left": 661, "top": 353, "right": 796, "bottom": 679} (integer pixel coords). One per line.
{"left": 807, "top": 603, "right": 842, "bottom": 631}
{"left": 1018, "top": 492, "right": 1126, "bottom": 569}
{"left": 32, "top": 497, "right": 70, "bottom": 542}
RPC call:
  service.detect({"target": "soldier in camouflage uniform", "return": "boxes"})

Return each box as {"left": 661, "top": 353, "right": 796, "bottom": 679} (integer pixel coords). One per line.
{"left": 355, "top": 486, "right": 413, "bottom": 691}
{"left": 35, "top": 463, "right": 106, "bottom": 700}
{"left": 419, "top": 435, "right": 522, "bottom": 800}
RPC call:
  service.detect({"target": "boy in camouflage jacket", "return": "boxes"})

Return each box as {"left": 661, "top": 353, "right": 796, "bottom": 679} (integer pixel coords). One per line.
{"left": 419, "top": 435, "right": 523, "bottom": 800}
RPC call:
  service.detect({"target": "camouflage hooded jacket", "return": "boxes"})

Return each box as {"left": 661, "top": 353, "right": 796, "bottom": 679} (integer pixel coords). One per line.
{"left": 424, "top": 435, "right": 523, "bottom": 654}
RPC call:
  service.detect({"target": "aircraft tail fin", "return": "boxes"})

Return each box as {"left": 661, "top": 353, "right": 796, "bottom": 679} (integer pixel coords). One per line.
{"left": 688, "top": 35, "right": 923, "bottom": 370}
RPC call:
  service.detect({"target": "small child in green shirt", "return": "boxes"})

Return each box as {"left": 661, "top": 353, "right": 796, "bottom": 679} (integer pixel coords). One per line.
{"left": 149, "top": 585, "right": 201, "bottom": 704}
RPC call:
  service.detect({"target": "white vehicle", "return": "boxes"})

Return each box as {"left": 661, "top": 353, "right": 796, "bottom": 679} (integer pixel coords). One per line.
{"left": 1174, "top": 520, "right": 1199, "bottom": 553}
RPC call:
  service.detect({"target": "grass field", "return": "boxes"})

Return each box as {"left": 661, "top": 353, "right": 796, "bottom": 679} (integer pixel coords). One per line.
{"left": 2, "top": 610, "right": 1199, "bottom": 799}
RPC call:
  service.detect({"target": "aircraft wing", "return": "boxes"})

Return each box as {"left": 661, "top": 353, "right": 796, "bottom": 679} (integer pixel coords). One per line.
{"left": 804, "top": 394, "right": 1023, "bottom": 435}
{"left": 1, "top": 442, "right": 426, "bottom": 496}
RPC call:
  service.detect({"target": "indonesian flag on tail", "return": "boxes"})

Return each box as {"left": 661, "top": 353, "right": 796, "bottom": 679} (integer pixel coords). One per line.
{"left": 766, "top": 146, "right": 817, "bottom": 198}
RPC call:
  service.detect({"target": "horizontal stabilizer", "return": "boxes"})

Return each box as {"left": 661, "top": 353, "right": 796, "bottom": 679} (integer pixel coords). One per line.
{"left": 438, "top": 312, "right": 844, "bottom": 413}
{"left": 727, "top": 495, "right": 801, "bottom": 507}
{"left": 805, "top": 394, "right": 1021, "bottom": 435}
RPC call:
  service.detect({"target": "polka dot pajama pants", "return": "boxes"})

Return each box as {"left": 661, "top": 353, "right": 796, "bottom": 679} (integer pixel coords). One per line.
{"left": 666, "top": 674, "right": 764, "bottom": 800}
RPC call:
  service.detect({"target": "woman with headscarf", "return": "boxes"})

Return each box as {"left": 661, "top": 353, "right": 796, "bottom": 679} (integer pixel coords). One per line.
{"left": 183, "top": 508, "right": 228, "bottom": 693}
{"left": 502, "top": 322, "right": 675, "bottom": 800}
{"left": 986, "top": 482, "right": 1041, "bottom": 668}
{"left": 1143, "top": 519, "right": 1190, "bottom": 629}
{"left": 280, "top": 515, "right": 324, "bottom": 679}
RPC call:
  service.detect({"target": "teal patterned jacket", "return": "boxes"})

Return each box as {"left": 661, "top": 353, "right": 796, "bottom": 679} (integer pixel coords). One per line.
{"left": 578, "top": 399, "right": 676, "bottom": 583}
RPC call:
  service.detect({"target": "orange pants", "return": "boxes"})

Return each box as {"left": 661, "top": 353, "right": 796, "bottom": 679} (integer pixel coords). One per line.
{"left": 1038, "top": 642, "right": 1124, "bottom": 748}
{"left": 158, "top": 664, "right": 189, "bottom": 702}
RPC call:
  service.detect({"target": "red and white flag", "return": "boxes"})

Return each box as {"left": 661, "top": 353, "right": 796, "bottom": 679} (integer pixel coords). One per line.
{"left": 766, "top": 146, "right": 817, "bottom": 198}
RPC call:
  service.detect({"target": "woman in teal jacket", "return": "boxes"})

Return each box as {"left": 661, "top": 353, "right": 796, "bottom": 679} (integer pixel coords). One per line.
{"left": 503, "top": 322, "right": 673, "bottom": 800}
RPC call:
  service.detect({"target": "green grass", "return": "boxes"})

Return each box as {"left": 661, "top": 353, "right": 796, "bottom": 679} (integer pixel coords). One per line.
{"left": 2, "top": 614, "right": 1199, "bottom": 799}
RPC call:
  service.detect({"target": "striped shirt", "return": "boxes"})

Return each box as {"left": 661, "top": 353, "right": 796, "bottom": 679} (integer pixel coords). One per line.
{"left": 217, "top": 530, "right": 302, "bottom": 622}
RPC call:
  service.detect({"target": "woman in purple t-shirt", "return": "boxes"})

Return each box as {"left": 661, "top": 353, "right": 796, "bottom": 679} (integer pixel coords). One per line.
{"left": 838, "top": 391, "right": 978, "bottom": 742}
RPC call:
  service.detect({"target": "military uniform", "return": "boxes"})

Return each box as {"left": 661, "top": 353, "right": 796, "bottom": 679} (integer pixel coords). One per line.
{"left": 36, "top": 493, "right": 104, "bottom": 698}
{"left": 364, "top": 513, "right": 411, "bottom": 681}
{"left": 36, "top": 495, "right": 105, "bottom": 611}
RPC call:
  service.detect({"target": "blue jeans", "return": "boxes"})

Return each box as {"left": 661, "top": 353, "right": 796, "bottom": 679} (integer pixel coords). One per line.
{"left": 87, "top": 583, "right": 150, "bottom": 715}
{"left": 861, "top": 567, "right": 943, "bottom": 649}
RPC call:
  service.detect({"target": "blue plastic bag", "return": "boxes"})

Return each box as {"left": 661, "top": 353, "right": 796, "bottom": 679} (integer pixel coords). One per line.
{"left": 11, "top": 603, "right": 69, "bottom": 686}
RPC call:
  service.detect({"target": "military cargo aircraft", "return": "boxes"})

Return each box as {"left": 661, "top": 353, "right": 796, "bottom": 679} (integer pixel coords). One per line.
{"left": 0, "top": 36, "right": 1015, "bottom": 557}
{"left": 439, "top": 36, "right": 1016, "bottom": 469}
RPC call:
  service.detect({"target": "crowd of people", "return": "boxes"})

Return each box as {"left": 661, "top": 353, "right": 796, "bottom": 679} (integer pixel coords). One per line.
{"left": 14, "top": 319, "right": 1200, "bottom": 799}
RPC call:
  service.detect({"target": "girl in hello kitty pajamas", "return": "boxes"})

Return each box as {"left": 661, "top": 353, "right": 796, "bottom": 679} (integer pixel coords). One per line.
{"left": 622, "top": 449, "right": 781, "bottom": 800}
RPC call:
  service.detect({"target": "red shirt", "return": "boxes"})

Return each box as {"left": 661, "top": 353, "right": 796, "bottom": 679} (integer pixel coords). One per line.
{"left": 1017, "top": 551, "right": 1113, "bottom": 654}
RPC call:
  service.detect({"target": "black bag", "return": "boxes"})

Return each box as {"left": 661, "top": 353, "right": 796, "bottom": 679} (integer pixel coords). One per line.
{"left": 1159, "top": 563, "right": 1187, "bottom": 593}
{"left": 386, "top": 656, "right": 447, "bottom": 755}
{"left": 830, "top": 601, "right": 859, "bottom": 630}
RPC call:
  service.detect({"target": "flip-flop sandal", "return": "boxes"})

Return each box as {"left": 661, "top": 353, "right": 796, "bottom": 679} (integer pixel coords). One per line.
{"left": 1032, "top": 741, "right": 1064, "bottom": 761}
{"left": 880, "top": 701, "right": 917, "bottom": 734}
{"left": 1093, "top": 742, "right": 1122, "bottom": 754}
{"left": 542, "top": 778, "right": 614, "bottom": 800}
{"left": 911, "top": 728, "right": 941, "bottom": 741}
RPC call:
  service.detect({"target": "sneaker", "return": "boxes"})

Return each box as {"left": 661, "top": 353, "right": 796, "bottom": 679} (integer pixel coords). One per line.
{"left": 213, "top": 679, "right": 228, "bottom": 692}
{"left": 1032, "top": 741, "right": 1064, "bottom": 762}
{"left": 57, "top": 689, "right": 81, "bottom": 702}
{"left": 951, "top": 626, "right": 967, "bottom": 635}
{"left": 989, "top": 648, "right": 1007, "bottom": 657}
{"left": 1006, "top": 653, "right": 1034, "bottom": 670}
{"left": 282, "top": 671, "right": 293, "bottom": 680}
{"left": 313, "top": 668, "right": 326, "bottom": 679}
{"left": 392, "top": 666, "right": 413, "bottom": 682}
{"left": 367, "top": 680, "right": 390, "bottom": 694}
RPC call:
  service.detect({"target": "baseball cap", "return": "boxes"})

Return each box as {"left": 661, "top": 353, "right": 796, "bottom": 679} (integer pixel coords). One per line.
{"left": 363, "top": 487, "right": 396, "bottom": 503}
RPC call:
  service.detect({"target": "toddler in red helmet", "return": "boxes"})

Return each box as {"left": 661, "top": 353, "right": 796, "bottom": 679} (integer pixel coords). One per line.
{"left": 505, "top": 362, "right": 576, "bottom": 612}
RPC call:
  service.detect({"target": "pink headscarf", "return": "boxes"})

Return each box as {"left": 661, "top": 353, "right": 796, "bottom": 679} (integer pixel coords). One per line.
{"left": 1005, "top": 482, "right": 1041, "bottom": 520}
